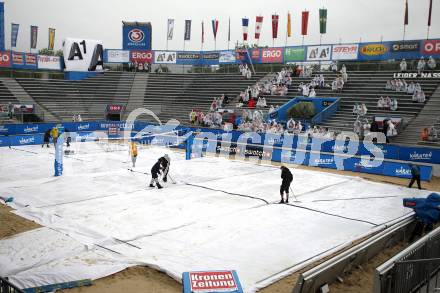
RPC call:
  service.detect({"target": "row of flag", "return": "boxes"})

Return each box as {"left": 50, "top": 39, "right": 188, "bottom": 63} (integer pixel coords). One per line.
{"left": 166, "top": 10, "right": 328, "bottom": 43}
{"left": 10, "top": 24, "right": 56, "bottom": 50}
{"left": 404, "top": 0, "right": 434, "bottom": 26}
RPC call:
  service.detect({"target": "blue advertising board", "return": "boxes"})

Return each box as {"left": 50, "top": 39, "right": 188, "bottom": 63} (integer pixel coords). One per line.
{"left": 122, "top": 22, "right": 152, "bottom": 50}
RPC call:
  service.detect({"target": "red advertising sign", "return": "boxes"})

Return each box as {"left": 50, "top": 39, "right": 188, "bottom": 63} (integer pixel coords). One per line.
{"left": 423, "top": 40, "right": 440, "bottom": 55}
{"left": 0, "top": 51, "right": 11, "bottom": 67}
{"left": 189, "top": 271, "right": 238, "bottom": 292}
{"left": 130, "top": 50, "right": 153, "bottom": 63}
{"left": 262, "top": 48, "right": 283, "bottom": 63}
{"left": 251, "top": 48, "right": 261, "bottom": 61}
{"left": 12, "top": 52, "right": 24, "bottom": 65}
{"left": 25, "top": 53, "right": 37, "bottom": 65}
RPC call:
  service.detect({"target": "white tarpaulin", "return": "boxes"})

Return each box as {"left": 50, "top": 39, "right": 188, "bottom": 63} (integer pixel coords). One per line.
{"left": 0, "top": 143, "right": 430, "bottom": 292}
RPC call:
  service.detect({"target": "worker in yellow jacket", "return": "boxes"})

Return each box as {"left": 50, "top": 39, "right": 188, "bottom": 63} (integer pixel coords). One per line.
{"left": 50, "top": 126, "right": 59, "bottom": 147}
{"left": 129, "top": 141, "right": 138, "bottom": 167}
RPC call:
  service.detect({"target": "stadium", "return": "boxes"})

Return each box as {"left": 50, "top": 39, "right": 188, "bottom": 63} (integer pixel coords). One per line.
{"left": 1, "top": 0, "right": 440, "bottom": 293}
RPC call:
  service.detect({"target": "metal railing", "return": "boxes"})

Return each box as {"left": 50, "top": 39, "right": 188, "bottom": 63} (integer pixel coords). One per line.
{"left": 292, "top": 214, "right": 415, "bottom": 293}
{"left": 0, "top": 277, "right": 24, "bottom": 293}
{"left": 374, "top": 225, "right": 440, "bottom": 293}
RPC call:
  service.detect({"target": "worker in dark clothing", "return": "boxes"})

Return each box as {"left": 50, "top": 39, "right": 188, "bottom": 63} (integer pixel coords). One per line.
{"left": 149, "top": 154, "right": 171, "bottom": 189}
{"left": 42, "top": 129, "right": 51, "bottom": 148}
{"left": 280, "top": 166, "right": 293, "bottom": 203}
{"left": 65, "top": 128, "right": 71, "bottom": 147}
{"left": 408, "top": 163, "right": 422, "bottom": 190}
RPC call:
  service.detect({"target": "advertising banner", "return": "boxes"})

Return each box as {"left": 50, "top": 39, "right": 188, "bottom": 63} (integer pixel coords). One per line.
{"left": 37, "top": 55, "right": 61, "bottom": 70}
{"left": 358, "top": 43, "right": 390, "bottom": 60}
{"left": 219, "top": 50, "right": 236, "bottom": 64}
{"left": 105, "top": 49, "right": 130, "bottom": 63}
{"left": 332, "top": 44, "right": 359, "bottom": 60}
{"left": 63, "top": 38, "right": 104, "bottom": 72}
{"left": 0, "top": 51, "right": 10, "bottom": 67}
{"left": 284, "top": 47, "right": 305, "bottom": 62}
{"left": 306, "top": 45, "right": 331, "bottom": 61}
{"left": 391, "top": 41, "right": 420, "bottom": 52}
{"left": 122, "top": 22, "right": 152, "bottom": 50}
{"left": 182, "top": 270, "right": 243, "bottom": 293}
{"left": 176, "top": 52, "right": 201, "bottom": 65}
{"left": 130, "top": 50, "right": 153, "bottom": 64}
{"left": 262, "top": 48, "right": 283, "bottom": 63}
{"left": 154, "top": 51, "right": 177, "bottom": 64}
{"left": 12, "top": 51, "right": 24, "bottom": 66}
{"left": 202, "top": 52, "right": 219, "bottom": 65}
{"left": 25, "top": 53, "right": 37, "bottom": 68}
{"left": 422, "top": 39, "right": 440, "bottom": 55}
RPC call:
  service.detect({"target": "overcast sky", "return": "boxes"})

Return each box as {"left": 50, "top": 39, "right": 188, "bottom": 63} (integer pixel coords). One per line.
{"left": 3, "top": 0, "right": 439, "bottom": 52}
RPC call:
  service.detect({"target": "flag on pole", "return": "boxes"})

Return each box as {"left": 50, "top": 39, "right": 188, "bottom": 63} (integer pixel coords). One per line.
{"left": 404, "top": 0, "right": 409, "bottom": 25}
{"left": 228, "top": 18, "right": 231, "bottom": 42}
{"left": 11, "top": 23, "right": 19, "bottom": 48}
{"left": 201, "top": 21, "right": 205, "bottom": 43}
{"left": 287, "top": 12, "right": 292, "bottom": 37}
{"left": 184, "top": 20, "right": 191, "bottom": 41}
{"left": 301, "top": 11, "right": 309, "bottom": 36}
{"left": 30, "top": 25, "right": 38, "bottom": 49}
{"left": 428, "top": 0, "right": 433, "bottom": 26}
{"left": 212, "top": 19, "right": 219, "bottom": 39}
{"left": 167, "top": 19, "right": 174, "bottom": 40}
{"left": 319, "top": 8, "right": 327, "bottom": 34}
{"left": 242, "top": 18, "right": 249, "bottom": 41}
{"left": 48, "top": 28, "right": 55, "bottom": 50}
{"left": 272, "top": 14, "right": 279, "bottom": 39}
{"left": 255, "top": 16, "right": 263, "bottom": 40}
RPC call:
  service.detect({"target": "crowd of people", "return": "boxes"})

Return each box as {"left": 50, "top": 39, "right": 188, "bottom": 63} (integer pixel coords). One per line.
{"left": 399, "top": 57, "right": 437, "bottom": 73}
{"left": 353, "top": 103, "right": 368, "bottom": 116}
{"left": 377, "top": 96, "right": 398, "bottom": 111}
{"left": 189, "top": 109, "right": 223, "bottom": 128}
{"left": 72, "top": 114, "right": 82, "bottom": 122}
{"left": 239, "top": 64, "right": 252, "bottom": 79}
{"left": 385, "top": 79, "right": 426, "bottom": 103}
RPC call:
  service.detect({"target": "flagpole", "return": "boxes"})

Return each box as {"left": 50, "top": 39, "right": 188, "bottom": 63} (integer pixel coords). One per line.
{"left": 427, "top": 26, "right": 430, "bottom": 40}
{"left": 403, "top": 25, "right": 406, "bottom": 42}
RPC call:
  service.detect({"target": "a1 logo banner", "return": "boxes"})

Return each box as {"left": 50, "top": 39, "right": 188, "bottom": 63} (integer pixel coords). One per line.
{"left": 182, "top": 270, "right": 243, "bottom": 293}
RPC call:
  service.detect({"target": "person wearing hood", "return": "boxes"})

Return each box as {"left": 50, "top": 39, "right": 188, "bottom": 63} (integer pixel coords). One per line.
{"left": 279, "top": 166, "right": 293, "bottom": 204}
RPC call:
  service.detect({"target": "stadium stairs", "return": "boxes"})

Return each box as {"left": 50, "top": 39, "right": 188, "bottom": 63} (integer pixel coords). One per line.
{"left": 1, "top": 72, "right": 266, "bottom": 125}
{"left": 261, "top": 70, "right": 440, "bottom": 136}
{"left": 138, "top": 72, "right": 267, "bottom": 124}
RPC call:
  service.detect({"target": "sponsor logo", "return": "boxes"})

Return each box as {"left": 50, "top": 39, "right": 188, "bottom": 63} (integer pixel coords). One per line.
{"left": 202, "top": 53, "right": 219, "bottom": 60}
{"left": 128, "top": 29, "right": 145, "bottom": 43}
{"left": 423, "top": 40, "right": 440, "bottom": 55}
{"left": 360, "top": 44, "right": 388, "bottom": 56}
{"left": 77, "top": 124, "right": 90, "bottom": 131}
{"left": 219, "top": 51, "right": 235, "bottom": 63}
{"left": 155, "top": 51, "right": 177, "bottom": 64}
{"left": 332, "top": 44, "right": 359, "bottom": 60}
{"left": 355, "top": 161, "right": 375, "bottom": 169}
{"left": 23, "top": 126, "right": 38, "bottom": 133}
{"left": 395, "top": 166, "right": 411, "bottom": 176}
{"left": 178, "top": 53, "right": 201, "bottom": 60}
{"left": 251, "top": 49, "right": 261, "bottom": 60}
{"left": 284, "top": 47, "right": 305, "bottom": 61}
{"left": 262, "top": 48, "right": 283, "bottom": 63}
{"left": 267, "top": 137, "right": 283, "bottom": 145}
{"left": 409, "top": 151, "right": 432, "bottom": 160}
{"left": 0, "top": 51, "right": 11, "bottom": 67}
{"left": 25, "top": 54, "right": 37, "bottom": 65}
{"left": 313, "top": 158, "right": 334, "bottom": 165}
{"left": 189, "top": 271, "right": 238, "bottom": 292}
{"left": 307, "top": 45, "right": 331, "bottom": 61}
{"left": 19, "top": 137, "right": 35, "bottom": 145}
{"left": 12, "top": 52, "right": 24, "bottom": 65}
{"left": 391, "top": 41, "right": 419, "bottom": 52}
{"left": 130, "top": 50, "right": 153, "bottom": 63}
{"left": 393, "top": 72, "right": 440, "bottom": 78}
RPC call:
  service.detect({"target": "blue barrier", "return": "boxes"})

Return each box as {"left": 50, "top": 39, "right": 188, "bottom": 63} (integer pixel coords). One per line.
{"left": 1, "top": 121, "right": 439, "bottom": 173}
